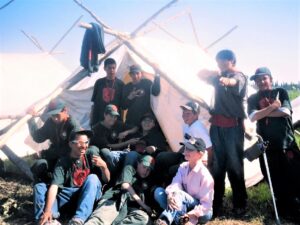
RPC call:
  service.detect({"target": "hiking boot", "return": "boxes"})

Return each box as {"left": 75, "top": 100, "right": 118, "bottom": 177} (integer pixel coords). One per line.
{"left": 154, "top": 218, "right": 168, "bottom": 225}
{"left": 67, "top": 217, "right": 84, "bottom": 225}
{"left": 43, "top": 219, "right": 61, "bottom": 225}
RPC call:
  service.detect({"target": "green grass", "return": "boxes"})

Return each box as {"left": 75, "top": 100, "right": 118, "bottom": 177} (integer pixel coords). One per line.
{"left": 288, "top": 89, "right": 300, "bottom": 101}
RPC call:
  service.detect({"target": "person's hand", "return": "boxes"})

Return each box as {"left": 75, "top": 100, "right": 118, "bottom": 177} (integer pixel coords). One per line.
{"left": 39, "top": 211, "right": 52, "bottom": 225}
{"left": 271, "top": 99, "right": 281, "bottom": 110}
{"left": 143, "top": 205, "right": 152, "bottom": 215}
{"left": 145, "top": 146, "right": 156, "bottom": 154}
{"left": 167, "top": 193, "right": 180, "bottom": 211}
{"left": 118, "top": 131, "right": 129, "bottom": 140}
{"left": 128, "top": 89, "right": 139, "bottom": 100}
{"left": 27, "top": 105, "right": 41, "bottom": 117}
{"left": 126, "top": 138, "right": 140, "bottom": 145}
{"left": 219, "top": 77, "right": 231, "bottom": 86}
{"left": 92, "top": 155, "right": 107, "bottom": 168}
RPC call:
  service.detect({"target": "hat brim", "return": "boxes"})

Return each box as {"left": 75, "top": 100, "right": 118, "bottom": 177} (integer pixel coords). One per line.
{"left": 180, "top": 105, "right": 193, "bottom": 111}
{"left": 74, "top": 130, "right": 94, "bottom": 139}
{"left": 46, "top": 108, "right": 64, "bottom": 115}
{"left": 250, "top": 73, "right": 272, "bottom": 81}
{"left": 108, "top": 111, "right": 120, "bottom": 116}
{"left": 180, "top": 142, "right": 198, "bottom": 151}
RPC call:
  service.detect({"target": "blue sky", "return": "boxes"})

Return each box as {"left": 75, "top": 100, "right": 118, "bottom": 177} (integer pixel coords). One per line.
{"left": 0, "top": 0, "right": 299, "bottom": 83}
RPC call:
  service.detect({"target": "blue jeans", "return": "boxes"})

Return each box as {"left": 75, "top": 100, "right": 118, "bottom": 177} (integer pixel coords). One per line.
{"left": 154, "top": 187, "right": 212, "bottom": 225}
{"left": 210, "top": 125, "right": 247, "bottom": 210}
{"left": 34, "top": 174, "right": 102, "bottom": 222}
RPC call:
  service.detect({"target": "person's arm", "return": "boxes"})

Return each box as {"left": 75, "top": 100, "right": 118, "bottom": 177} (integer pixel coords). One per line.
{"left": 151, "top": 74, "right": 160, "bottom": 96}
{"left": 121, "top": 182, "right": 152, "bottom": 214}
{"left": 27, "top": 118, "right": 50, "bottom": 143}
{"left": 38, "top": 184, "right": 58, "bottom": 225}
{"left": 108, "top": 138, "right": 140, "bottom": 150}
{"left": 118, "top": 126, "right": 138, "bottom": 140}
{"left": 92, "top": 155, "right": 110, "bottom": 183}
{"left": 249, "top": 99, "right": 281, "bottom": 122}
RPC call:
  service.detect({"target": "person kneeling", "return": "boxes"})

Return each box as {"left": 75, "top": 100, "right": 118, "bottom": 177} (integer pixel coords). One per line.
{"left": 34, "top": 129, "right": 110, "bottom": 225}
{"left": 154, "top": 137, "right": 214, "bottom": 225}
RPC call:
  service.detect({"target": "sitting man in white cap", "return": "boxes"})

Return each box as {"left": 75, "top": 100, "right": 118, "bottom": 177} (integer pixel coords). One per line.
{"left": 154, "top": 137, "right": 214, "bottom": 225}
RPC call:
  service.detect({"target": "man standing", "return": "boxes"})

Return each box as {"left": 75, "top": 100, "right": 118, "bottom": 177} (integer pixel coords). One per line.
{"left": 154, "top": 137, "right": 214, "bottom": 225}
{"left": 209, "top": 49, "right": 247, "bottom": 216}
{"left": 34, "top": 129, "right": 110, "bottom": 225}
{"left": 248, "top": 67, "right": 300, "bottom": 220}
{"left": 28, "top": 99, "right": 80, "bottom": 183}
{"left": 90, "top": 58, "right": 124, "bottom": 126}
{"left": 122, "top": 64, "right": 160, "bottom": 126}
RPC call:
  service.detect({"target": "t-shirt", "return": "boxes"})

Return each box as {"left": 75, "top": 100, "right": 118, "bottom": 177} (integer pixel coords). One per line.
{"left": 210, "top": 71, "right": 247, "bottom": 119}
{"left": 122, "top": 76, "right": 160, "bottom": 126}
{"left": 247, "top": 88, "right": 295, "bottom": 149}
{"left": 91, "top": 120, "right": 131, "bottom": 149}
{"left": 183, "top": 120, "right": 212, "bottom": 148}
{"left": 91, "top": 77, "right": 124, "bottom": 125}
{"left": 51, "top": 146, "right": 101, "bottom": 188}
{"left": 28, "top": 116, "right": 80, "bottom": 158}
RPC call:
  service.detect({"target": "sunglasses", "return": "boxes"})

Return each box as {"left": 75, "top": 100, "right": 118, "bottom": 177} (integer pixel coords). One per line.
{"left": 71, "top": 140, "right": 90, "bottom": 145}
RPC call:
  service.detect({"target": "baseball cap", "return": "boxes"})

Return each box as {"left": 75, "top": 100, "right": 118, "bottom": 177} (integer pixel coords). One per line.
{"left": 250, "top": 67, "right": 272, "bottom": 81}
{"left": 180, "top": 137, "right": 206, "bottom": 152}
{"left": 69, "top": 128, "right": 94, "bottom": 141}
{"left": 46, "top": 99, "right": 66, "bottom": 115}
{"left": 140, "top": 112, "right": 156, "bottom": 122}
{"left": 104, "top": 104, "right": 119, "bottom": 116}
{"left": 180, "top": 101, "right": 200, "bottom": 114}
{"left": 138, "top": 155, "right": 155, "bottom": 170}
{"left": 129, "top": 64, "right": 142, "bottom": 74}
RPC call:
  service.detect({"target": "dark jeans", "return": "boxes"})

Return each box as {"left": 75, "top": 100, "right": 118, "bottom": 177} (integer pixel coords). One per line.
{"left": 210, "top": 125, "right": 247, "bottom": 210}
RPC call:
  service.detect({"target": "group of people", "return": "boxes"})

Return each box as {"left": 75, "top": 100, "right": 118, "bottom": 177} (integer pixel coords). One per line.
{"left": 27, "top": 49, "right": 300, "bottom": 225}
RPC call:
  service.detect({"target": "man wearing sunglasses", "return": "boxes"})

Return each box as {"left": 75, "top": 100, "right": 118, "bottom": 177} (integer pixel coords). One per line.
{"left": 34, "top": 128, "right": 110, "bottom": 225}
{"left": 27, "top": 99, "right": 80, "bottom": 183}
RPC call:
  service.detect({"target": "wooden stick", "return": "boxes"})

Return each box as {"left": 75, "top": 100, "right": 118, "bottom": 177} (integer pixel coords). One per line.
{"left": 0, "top": 69, "right": 89, "bottom": 149}
{"left": 152, "top": 21, "right": 184, "bottom": 43}
{"left": 188, "top": 12, "right": 202, "bottom": 48}
{"left": 1, "top": 145, "right": 34, "bottom": 181}
{"left": 49, "top": 15, "right": 84, "bottom": 54}
{"left": 204, "top": 25, "right": 238, "bottom": 50}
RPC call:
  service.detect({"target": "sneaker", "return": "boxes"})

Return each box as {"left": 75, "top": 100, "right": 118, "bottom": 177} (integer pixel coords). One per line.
{"left": 43, "top": 219, "right": 61, "bottom": 225}
{"left": 68, "top": 217, "right": 84, "bottom": 225}
{"left": 154, "top": 219, "right": 168, "bottom": 225}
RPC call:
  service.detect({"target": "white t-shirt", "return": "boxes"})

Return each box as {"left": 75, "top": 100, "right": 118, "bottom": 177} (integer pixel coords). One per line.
{"left": 183, "top": 120, "right": 212, "bottom": 162}
{"left": 183, "top": 120, "right": 212, "bottom": 148}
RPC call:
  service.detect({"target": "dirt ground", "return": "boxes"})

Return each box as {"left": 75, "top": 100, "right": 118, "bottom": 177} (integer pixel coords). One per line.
{"left": 0, "top": 173, "right": 298, "bottom": 225}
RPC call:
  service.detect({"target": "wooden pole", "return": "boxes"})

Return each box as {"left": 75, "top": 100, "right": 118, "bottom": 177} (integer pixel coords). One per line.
{"left": 0, "top": 69, "right": 89, "bottom": 149}
{"left": 1, "top": 145, "right": 34, "bottom": 181}
{"left": 204, "top": 25, "right": 238, "bottom": 50}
